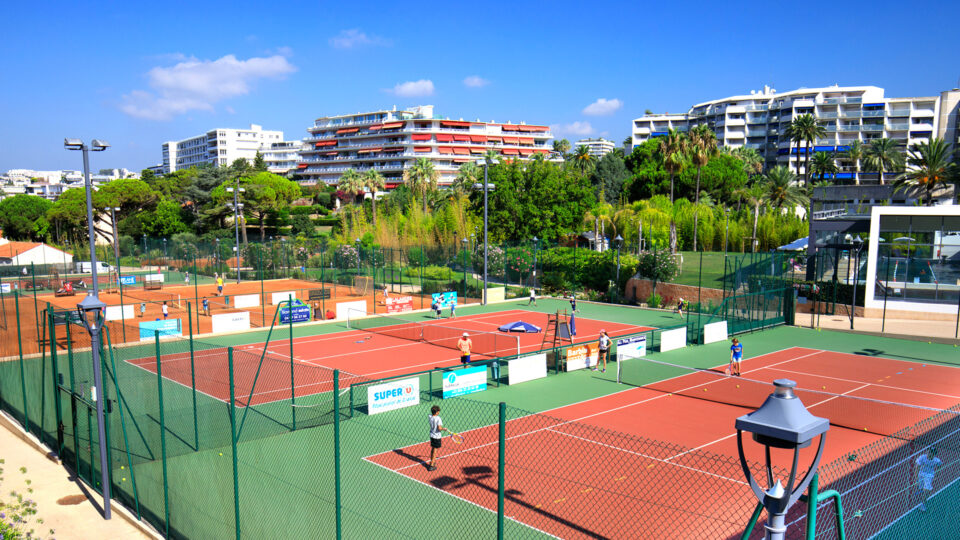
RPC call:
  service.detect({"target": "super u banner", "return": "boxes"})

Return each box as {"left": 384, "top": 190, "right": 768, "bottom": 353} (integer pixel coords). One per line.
{"left": 367, "top": 377, "right": 420, "bottom": 415}
{"left": 431, "top": 291, "right": 457, "bottom": 308}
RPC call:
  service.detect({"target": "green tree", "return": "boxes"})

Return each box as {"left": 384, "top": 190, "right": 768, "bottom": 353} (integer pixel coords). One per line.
{"left": 216, "top": 172, "right": 301, "bottom": 240}
{"left": 636, "top": 243, "right": 678, "bottom": 296}
{"left": 452, "top": 162, "right": 480, "bottom": 197}
{"left": 590, "top": 151, "right": 629, "bottom": 204}
{"left": 140, "top": 199, "right": 190, "bottom": 237}
{"left": 657, "top": 129, "right": 688, "bottom": 202}
{"left": 403, "top": 157, "right": 440, "bottom": 212}
{"left": 290, "top": 214, "right": 315, "bottom": 237}
{"left": 571, "top": 145, "right": 594, "bottom": 175}
{"left": 253, "top": 151, "right": 267, "bottom": 172}
{"left": 842, "top": 140, "right": 865, "bottom": 185}
{"left": 0, "top": 194, "right": 52, "bottom": 240}
{"left": 687, "top": 125, "right": 717, "bottom": 251}
{"left": 784, "top": 114, "right": 826, "bottom": 185}
{"left": 864, "top": 138, "right": 905, "bottom": 185}
{"left": 337, "top": 169, "right": 364, "bottom": 204}
{"left": 552, "top": 139, "right": 571, "bottom": 158}
{"left": 763, "top": 166, "right": 808, "bottom": 210}
{"left": 810, "top": 152, "right": 838, "bottom": 182}
{"left": 140, "top": 169, "right": 156, "bottom": 183}
{"left": 726, "top": 146, "right": 764, "bottom": 178}
{"left": 363, "top": 169, "right": 386, "bottom": 229}
{"left": 893, "top": 137, "right": 959, "bottom": 205}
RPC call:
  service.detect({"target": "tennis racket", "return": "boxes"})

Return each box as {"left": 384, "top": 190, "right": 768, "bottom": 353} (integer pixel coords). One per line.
{"left": 450, "top": 432, "right": 464, "bottom": 444}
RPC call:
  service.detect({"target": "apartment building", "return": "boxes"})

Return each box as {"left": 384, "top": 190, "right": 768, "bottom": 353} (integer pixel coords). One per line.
{"left": 161, "top": 124, "right": 301, "bottom": 174}
{"left": 632, "top": 85, "right": 960, "bottom": 183}
{"left": 574, "top": 138, "right": 616, "bottom": 159}
{"left": 298, "top": 105, "right": 553, "bottom": 187}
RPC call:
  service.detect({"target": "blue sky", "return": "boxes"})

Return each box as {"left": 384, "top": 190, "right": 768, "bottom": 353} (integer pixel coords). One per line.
{"left": 2, "top": 0, "right": 958, "bottom": 172}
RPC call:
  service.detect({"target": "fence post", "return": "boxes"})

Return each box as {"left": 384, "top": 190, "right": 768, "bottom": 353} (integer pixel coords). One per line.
{"left": 15, "top": 292, "right": 29, "bottom": 433}
{"left": 696, "top": 251, "right": 703, "bottom": 344}
{"left": 289, "top": 296, "right": 296, "bottom": 431}
{"left": 155, "top": 330, "right": 170, "bottom": 538}
{"left": 497, "top": 401, "right": 506, "bottom": 540}
{"left": 48, "top": 305, "right": 64, "bottom": 453}
{"left": 31, "top": 262, "right": 40, "bottom": 340}
{"left": 259, "top": 249, "right": 266, "bottom": 327}
{"left": 193, "top": 252, "right": 200, "bottom": 335}
{"left": 320, "top": 244, "right": 326, "bottom": 318}
{"left": 334, "top": 369, "right": 342, "bottom": 540}
{"left": 228, "top": 347, "right": 241, "bottom": 540}
{"left": 188, "top": 303, "right": 199, "bottom": 450}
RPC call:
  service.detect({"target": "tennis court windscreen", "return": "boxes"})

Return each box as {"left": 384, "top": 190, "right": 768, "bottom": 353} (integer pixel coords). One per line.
{"left": 617, "top": 356, "right": 960, "bottom": 439}
{"left": 347, "top": 309, "right": 520, "bottom": 358}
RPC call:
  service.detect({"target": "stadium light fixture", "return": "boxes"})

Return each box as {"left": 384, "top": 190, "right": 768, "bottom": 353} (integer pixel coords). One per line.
{"left": 736, "top": 379, "right": 829, "bottom": 540}
{"left": 476, "top": 157, "right": 498, "bottom": 305}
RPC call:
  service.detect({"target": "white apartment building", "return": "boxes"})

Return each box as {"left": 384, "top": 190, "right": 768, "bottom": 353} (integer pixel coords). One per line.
{"left": 262, "top": 141, "right": 307, "bottom": 175}
{"left": 161, "top": 124, "right": 302, "bottom": 174}
{"left": 298, "top": 105, "right": 553, "bottom": 187}
{"left": 575, "top": 138, "right": 616, "bottom": 159}
{"left": 632, "top": 85, "right": 960, "bottom": 183}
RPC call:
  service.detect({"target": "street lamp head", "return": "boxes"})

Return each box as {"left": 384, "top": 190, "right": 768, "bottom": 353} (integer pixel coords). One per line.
{"left": 91, "top": 139, "right": 110, "bottom": 151}
{"left": 64, "top": 138, "right": 84, "bottom": 150}
{"left": 532, "top": 236, "right": 538, "bottom": 242}
{"left": 76, "top": 294, "right": 107, "bottom": 332}
{"left": 461, "top": 237, "right": 468, "bottom": 244}
{"left": 614, "top": 234, "right": 623, "bottom": 246}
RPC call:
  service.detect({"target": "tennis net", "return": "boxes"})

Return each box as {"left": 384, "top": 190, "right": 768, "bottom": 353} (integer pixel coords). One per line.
{"left": 122, "top": 286, "right": 183, "bottom": 309}
{"left": 346, "top": 308, "right": 520, "bottom": 358}
{"left": 617, "top": 356, "right": 960, "bottom": 439}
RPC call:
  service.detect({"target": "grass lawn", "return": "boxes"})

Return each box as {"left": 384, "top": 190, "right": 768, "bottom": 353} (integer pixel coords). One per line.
{"left": 669, "top": 251, "right": 729, "bottom": 289}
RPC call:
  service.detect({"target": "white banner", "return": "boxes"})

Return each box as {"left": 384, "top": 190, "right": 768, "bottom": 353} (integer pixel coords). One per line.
{"left": 660, "top": 327, "right": 687, "bottom": 352}
{"left": 104, "top": 304, "right": 135, "bottom": 321}
{"left": 442, "top": 366, "right": 487, "bottom": 398}
{"left": 336, "top": 300, "right": 367, "bottom": 321}
{"left": 703, "top": 321, "right": 729, "bottom": 344}
{"left": 211, "top": 311, "right": 250, "bottom": 334}
{"left": 144, "top": 273, "right": 164, "bottom": 283}
{"left": 367, "top": 377, "right": 420, "bottom": 415}
{"left": 233, "top": 294, "right": 260, "bottom": 309}
{"left": 271, "top": 291, "right": 297, "bottom": 305}
{"left": 508, "top": 353, "right": 547, "bottom": 385}
{"left": 616, "top": 336, "right": 647, "bottom": 359}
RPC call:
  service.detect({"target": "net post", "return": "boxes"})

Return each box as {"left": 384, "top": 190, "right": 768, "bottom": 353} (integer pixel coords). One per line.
{"left": 289, "top": 295, "right": 296, "bottom": 431}
{"left": 497, "top": 401, "right": 506, "bottom": 540}
{"left": 228, "top": 346, "right": 241, "bottom": 540}
{"left": 188, "top": 302, "right": 199, "bottom": 450}
{"left": 155, "top": 330, "right": 171, "bottom": 538}
{"left": 15, "top": 291, "right": 29, "bottom": 433}
{"left": 334, "top": 369, "right": 342, "bottom": 540}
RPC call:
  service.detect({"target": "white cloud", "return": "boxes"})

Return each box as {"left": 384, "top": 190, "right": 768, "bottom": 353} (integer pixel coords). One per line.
{"left": 120, "top": 54, "right": 296, "bottom": 120}
{"left": 463, "top": 75, "right": 490, "bottom": 88}
{"left": 551, "top": 121, "right": 594, "bottom": 136}
{"left": 387, "top": 79, "right": 435, "bottom": 98}
{"left": 582, "top": 98, "right": 623, "bottom": 116}
{"left": 329, "top": 29, "right": 390, "bottom": 49}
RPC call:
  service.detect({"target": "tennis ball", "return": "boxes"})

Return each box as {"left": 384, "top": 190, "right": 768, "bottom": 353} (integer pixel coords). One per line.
{"left": 928, "top": 342, "right": 932, "bottom": 344}
{"left": 822, "top": 386, "right": 826, "bottom": 390}
{"left": 219, "top": 452, "right": 223, "bottom": 456}
{"left": 122, "top": 477, "right": 126, "bottom": 482}
{"left": 120, "top": 465, "right": 125, "bottom": 470}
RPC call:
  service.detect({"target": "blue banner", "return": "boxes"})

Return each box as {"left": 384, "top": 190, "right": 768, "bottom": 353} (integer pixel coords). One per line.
{"left": 139, "top": 319, "right": 182, "bottom": 340}
{"left": 118, "top": 275, "right": 137, "bottom": 285}
{"left": 431, "top": 291, "right": 458, "bottom": 309}
{"left": 279, "top": 299, "right": 312, "bottom": 324}
{"left": 442, "top": 365, "right": 487, "bottom": 398}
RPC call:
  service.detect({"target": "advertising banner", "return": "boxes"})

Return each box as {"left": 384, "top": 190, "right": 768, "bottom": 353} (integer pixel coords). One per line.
{"left": 211, "top": 311, "right": 251, "bottom": 334}
{"left": 703, "top": 321, "right": 729, "bottom": 344}
{"left": 565, "top": 342, "right": 599, "bottom": 371}
{"left": 616, "top": 336, "right": 647, "bottom": 360}
{"left": 385, "top": 295, "right": 414, "bottom": 313}
{"left": 139, "top": 319, "right": 182, "bottom": 340}
{"left": 660, "top": 327, "right": 687, "bottom": 352}
{"left": 279, "top": 300, "right": 311, "bottom": 324}
{"left": 271, "top": 291, "right": 298, "bottom": 305}
{"left": 431, "top": 291, "right": 458, "bottom": 309}
{"left": 118, "top": 275, "right": 137, "bottom": 285}
{"left": 104, "top": 304, "right": 135, "bottom": 321}
{"left": 442, "top": 365, "right": 487, "bottom": 398}
{"left": 367, "top": 377, "right": 420, "bottom": 415}
{"left": 233, "top": 294, "right": 260, "bottom": 309}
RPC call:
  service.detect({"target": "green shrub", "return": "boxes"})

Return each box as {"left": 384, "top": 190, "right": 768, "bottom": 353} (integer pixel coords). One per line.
{"left": 646, "top": 293, "right": 663, "bottom": 308}
{"left": 403, "top": 265, "right": 453, "bottom": 280}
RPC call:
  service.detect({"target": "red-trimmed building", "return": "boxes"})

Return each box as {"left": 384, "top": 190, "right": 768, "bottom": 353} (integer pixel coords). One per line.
{"left": 298, "top": 105, "right": 554, "bottom": 188}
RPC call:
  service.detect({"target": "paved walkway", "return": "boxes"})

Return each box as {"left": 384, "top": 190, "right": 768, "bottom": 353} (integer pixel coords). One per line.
{"left": 795, "top": 312, "right": 960, "bottom": 344}
{"left": 0, "top": 413, "right": 159, "bottom": 540}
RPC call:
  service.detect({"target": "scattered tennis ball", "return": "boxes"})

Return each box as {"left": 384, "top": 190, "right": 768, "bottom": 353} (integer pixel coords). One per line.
{"left": 219, "top": 452, "right": 223, "bottom": 456}
{"left": 122, "top": 477, "right": 126, "bottom": 482}
{"left": 120, "top": 465, "right": 125, "bottom": 470}
{"left": 928, "top": 342, "right": 932, "bottom": 344}
{"left": 736, "top": 385, "right": 740, "bottom": 388}
{"left": 822, "top": 386, "right": 826, "bottom": 389}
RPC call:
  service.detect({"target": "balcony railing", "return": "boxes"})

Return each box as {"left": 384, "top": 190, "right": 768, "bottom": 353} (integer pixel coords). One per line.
{"left": 861, "top": 110, "right": 884, "bottom": 117}
{"left": 861, "top": 125, "right": 884, "bottom": 132}
{"left": 838, "top": 125, "right": 861, "bottom": 132}
{"left": 885, "top": 123, "right": 909, "bottom": 130}
{"left": 818, "top": 112, "right": 839, "bottom": 119}
{"left": 822, "top": 97, "right": 863, "bottom": 105}
{"left": 886, "top": 109, "right": 911, "bottom": 117}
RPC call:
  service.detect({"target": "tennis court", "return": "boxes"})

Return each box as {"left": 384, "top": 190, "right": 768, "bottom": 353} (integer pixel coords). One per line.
{"left": 125, "top": 308, "right": 656, "bottom": 407}
{"left": 364, "top": 346, "right": 960, "bottom": 539}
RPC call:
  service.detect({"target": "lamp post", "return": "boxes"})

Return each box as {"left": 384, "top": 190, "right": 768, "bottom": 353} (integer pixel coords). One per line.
{"left": 614, "top": 234, "right": 623, "bottom": 286}
{"left": 724, "top": 208, "right": 731, "bottom": 261}
{"left": 850, "top": 236, "right": 863, "bottom": 330}
{"left": 64, "top": 138, "right": 113, "bottom": 520}
{"left": 532, "top": 236, "right": 539, "bottom": 292}
{"left": 281, "top": 237, "right": 288, "bottom": 279}
{"left": 142, "top": 234, "right": 147, "bottom": 262}
{"left": 477, "top": 157, "right": 498, "bottom": 305}
{"left": 461, "top": 237, "right": 468, "bottom": 298}
{"left": 355, "top": 238, "right": 361, "bottom": 279}
{"left": 109, "top": 207, "right": 121, "bottom": 270}
{"left": 226, "top": 186, "right": 245, "bottom": 284}
{"left": 215, "top": 238, "right": 220, "bottom": 276}
{"left": 162, "top": 238, "right": 167, "bottom": 275}
{"left": 736, "top": 379, "right": 829, "bottom": 540}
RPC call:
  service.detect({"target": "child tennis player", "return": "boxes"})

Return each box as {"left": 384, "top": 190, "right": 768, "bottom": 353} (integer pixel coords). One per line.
{"left": 433, "top": 300, "right": 442, "bottom": 319}
{"left": 426, "top": 405, "right": 451, "bottom": 472}
{"left": 916, "top": 447, "right": 942, "bottom": 512}
{"left": 457, "top": 332, "right": 473, "bottom": 364}
{"left": 729, "top": 338, "right": 743, "bottom": 377}
{"left": 675, "top": 297, "right": 685, "bottom": 317}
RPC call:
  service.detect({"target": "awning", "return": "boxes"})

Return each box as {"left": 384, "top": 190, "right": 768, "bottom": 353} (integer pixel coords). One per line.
{"left": 470, "top": 135, "right": 487, "bottom": 143}
{"left": 441, "top": 120, "right": 471, "bottom": 127}
{"left": 503, "top": 137, "right": 519, "bottom": 144}
{"left": 535, "top": 149, "right": 550, "bottom": 154}
{"left": 519, "top": 137, "right": 534, "bottom": 145}
{"left": 383, "top": 147, "right": 403, "bottom": 153}
{"left": 382, "top": 122, "right": 404, "bottom": 129}
{"left": 497, "top": 321, "right": 542, "bottom": 333}
{"left": 411, "top": 133, "right": 432, "bottom": 141}
{"left": 453, "top": 147, "right": 470, "bottom": 155}
{"left": 519, "top": 149, "right": 534, "bottom": 156}
{"left": 502, "top": 148, "right": 519, "bottom": 155}
{"left": 315, "top": 140, "right": 337, "bottom": 147}
{"left": 470, "top": 148, "right": 485, "bottom": 154}
{"left": 453, "top": 134, "right": 471, "bottom": 142}
{"left": 385, "top": 183, "right": 400, "bottom": 189}
{"left": 436, "top": 133, "right": 454, "bottom": 142}
{"left": 438, "top": 146, "right": 454, "bottom": 154}
{"left": 336, "top": 127, "right": 359, "bottom": 134}
{"left": 776, "top": 238, "right": 808, "bottom": 251}
{"left": 487, "top": 136, "right": 502, "bottom": 143}
{"left": 453, "top": 158, "right": 471, "bottom": 163}
{"left": 368, "top": 124, "right": 383, "bottom": 130}
{"left": 325, "top": 151, "right": 338, "bottom": 156}
{"left": 414, "top": 146, "right": 432, "bottom": 152}
{"left": 501, "top": 124, "right": 521, "bottom": 132}
{"left": 357, "top": 147, "right": 382, "bottom": 154}
{"left": 297, "top": 163, "right": 308, "bottom": 169}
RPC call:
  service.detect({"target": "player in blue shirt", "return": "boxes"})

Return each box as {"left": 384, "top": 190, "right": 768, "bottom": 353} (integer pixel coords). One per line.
{"left": 916, "top": 447, "right": 942, "bottom": 512}
{"left": 729, "top": 338, "right": 743, "bottom": 377}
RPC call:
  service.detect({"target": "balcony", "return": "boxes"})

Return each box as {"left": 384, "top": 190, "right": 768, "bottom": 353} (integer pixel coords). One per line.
{"left": 887, "top": 109, "right": 911, "bottom": 117}
{"left": 818, "top": 112, "right": 839, "bottom": 119}
{"left": 822, "top": 97, "right": 863, "bottom": 105}
{"left": 746, "top": 116, "right": 768, "bottom": 124}
{"left": 838, "top": 125, "right": 861, "bottom": 132}
{"left": 861, "top": 110, "right": 885, "bottom": 117}
{"left": 861, "top": 125, "right": 884, "bottom": 132}
{"left": 886, "top": 123, "right": 909, "bottom": 131}
{"left": 743, "top": 104, "right": 768, "bottom": 111}
{"left": 744, "top": 143, "right": 764, "bottom": 150}
{"left": 839, "top": 111, "right": 861, "bottom": 118}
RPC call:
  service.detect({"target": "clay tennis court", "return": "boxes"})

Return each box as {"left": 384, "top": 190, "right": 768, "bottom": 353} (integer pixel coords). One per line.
{"left": 364, "top": 347, "right": 960, "bottom": 539}
{"left": 124, "top": 309, "right": 655, "bottom": 407}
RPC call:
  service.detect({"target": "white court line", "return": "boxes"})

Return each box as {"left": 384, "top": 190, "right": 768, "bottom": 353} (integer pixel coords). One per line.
{"left": 768, "top": 366, "right": 960, "bottom": 401}
{"left": 124, "top": 357, "right": 228, "bottom": 405}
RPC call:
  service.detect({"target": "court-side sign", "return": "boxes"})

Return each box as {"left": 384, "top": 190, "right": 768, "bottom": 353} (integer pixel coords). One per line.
{"left": 279, "top": 299, "right": 311, "bottom": 324}
{"left": 367, "top": 377, "right": 420, "bottom": 415}
{"left": 442, "top": 365, "right": 486, "bottom": 398}
{"left": 211, "top": 311, "right": 250, "bottom": 334}
{"left": 118, "top": 275, "right": 137, "bottom": 285}
{"left": 565, "top": 342, "right": 599, "bottom": 371}
{"left": 431, "top": 291, "right": 457, "bottom": 308}
{"left": 616, "top": 336, "right": 647, "bottom": 359}
{"left": 386, "top": 295, "right": 414, "bottom": 313}
{"left": 139, "top": 319, "right": 182, "bottom": 341}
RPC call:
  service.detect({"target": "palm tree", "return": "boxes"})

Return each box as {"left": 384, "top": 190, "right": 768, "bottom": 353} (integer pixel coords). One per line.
{"left": 362, "top": 169, "right": 386, "bottom": 229}
{"left": 688, "top": 125, "right": 717, "bottom": 251}
{"left": 784, "top": 114, "right": 826, "bottom": 186}
{"left": 741, "top": 184, "right": 766, "bottom": 253}
{"left": 864, "top": 138, "right": 905, "bottom": 185}
{"left": 729, "top": 146, "right": 764, "bottom": 178}
{"left": 763, "top": 166, "right": 809, "bottom": 211}
{"left": 552, "top": 139, "right": 571, "bottom": 159}
{"left": 893, "top": 137, "right": 959, "bottom": 205}
{"left": 810, "top": 152, "right": 838, "bottom": 183}
{"left": 452, "top": 162, "right": 479, "bottom": 197}
{"left": 337, "top": 169, "right": 364, "bottom": 204}
{"left": 842, "top": 140, "right": 865, "bottom": 185}
{"left": 403, "top": 158, "right": 439, "bottom": 212}
{"left": 657, "top": 128, "right": 687, "bottom": 202}
{"left": 572, "top": 145, "right": 594, "bottom": 175}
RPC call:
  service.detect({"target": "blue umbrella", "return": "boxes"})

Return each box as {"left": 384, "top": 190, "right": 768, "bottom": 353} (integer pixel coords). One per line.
{"left": 498, "top": 321, "right": 542, "bottom": 333}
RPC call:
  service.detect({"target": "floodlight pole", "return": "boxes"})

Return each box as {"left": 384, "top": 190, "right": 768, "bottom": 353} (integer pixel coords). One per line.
{"left": 483, "top": 161, "right": 489, "bottom": 305}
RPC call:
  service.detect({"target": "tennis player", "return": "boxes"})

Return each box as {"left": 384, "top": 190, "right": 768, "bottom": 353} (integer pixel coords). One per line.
{"left": 569, "top": 295, "right": 578, "bottom": 313}
{"left": 202, "top": 297, "right": 210, "bottom": 317}
{"left": 916, "top": 447, "right": 942, "bottom": 512}
{"left": 528, "top": 288, "right": 537, "bottom": 306}
{"left": 457, "top": 332, "right": 473, "bottom": 364}
{"left": 216, "top": 274, "right": 224, "bottom": 296}
{"left": 729, "top": 338, "right": 743, "bottom": 377}
{"left": 449, "top": 300, "right": 457, "bottom": 319}
{"left": 595, "top": 329, "right": 610, "bottom": 373}
{"left": 433, "top": 300, "right": 442, "bottom": 319}
{"left": 676, "top": 297, "right": 685, "bottom": 317}
{"left": 382, "top": 284, "right": 390, "bottom": 302}
{"left": 162, "top": 301, "right": 169, "bottom": 319}
{"left": 426, "top": 405, "right": 450, "bottom": 472}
